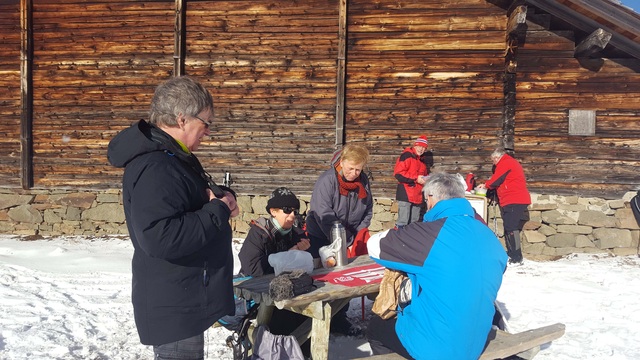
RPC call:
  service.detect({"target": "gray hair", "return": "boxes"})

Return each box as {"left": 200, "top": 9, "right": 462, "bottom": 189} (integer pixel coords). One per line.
{"left": 148, "top": 76, "right": 214, "bottom": 127}
{"left": 491, "top": 147, "right": 506, "bottom": 160}
{"left": 422, "top": 172, "right": 466, "bottom": 203}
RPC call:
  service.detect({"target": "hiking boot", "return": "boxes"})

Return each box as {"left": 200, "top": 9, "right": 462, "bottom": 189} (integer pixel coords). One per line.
{"left": 508, "top": 259, "right": 524, "bottom": 267}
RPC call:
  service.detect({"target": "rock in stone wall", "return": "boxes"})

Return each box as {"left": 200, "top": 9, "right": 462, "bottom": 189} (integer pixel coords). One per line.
{"left": 500, "top": 192, "right": 640, "bottom": 259}
{"left": 0, "top": 188, "right": 638, "bottom": 258}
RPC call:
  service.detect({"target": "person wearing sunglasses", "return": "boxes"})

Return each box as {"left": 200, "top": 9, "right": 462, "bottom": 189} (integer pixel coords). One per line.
{"left": 239, "top": 187, "right": 310, "bottom": 277}
{"left": 238, "top": 187, "right": 311, "bottom": 354}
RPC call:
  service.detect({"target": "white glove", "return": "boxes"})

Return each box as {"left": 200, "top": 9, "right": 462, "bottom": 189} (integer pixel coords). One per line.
{"left": 319, "top": 240, "right": 341, "bottom": 268}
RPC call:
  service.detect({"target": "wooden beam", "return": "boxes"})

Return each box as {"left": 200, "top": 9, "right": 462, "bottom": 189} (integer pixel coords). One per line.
{"left": 507, "top": 0, "right": 527, "bottom": 16}
{"left": 174, "top": 0, "right": 185, "bottom": 76}
{"left": 334, "top": 0, "right": 347, "bottom": 148}
{"left": 20, "top": 0, "right": 33, "bottom": 189}
{"left": 574, "top": 28, "right": 612, "bottom": 58}
{"left": 502, "top": 23, "right": 523, "bottom": 153}
{"left": 527, "top": 0, "right": 640, "bottom": 59}
{"left": 506, "top": 5, "right": 528, "bottom": 38}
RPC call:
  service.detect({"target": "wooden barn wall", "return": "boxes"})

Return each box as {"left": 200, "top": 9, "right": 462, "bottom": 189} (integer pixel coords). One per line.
{"left": 3, "top": 0, "right": 640, "bottom": 200}
{"left": 30, "top": 0, "right": 175, "bottom": 188}
{"left": 184, "top": 0, "right": 340, "bottom": 195}
{"left": 0, "top": 1, "right": 21, "bottom": 188}
{"left": 515, "top": 11, "right": 640, "bottom": 199}
{"left": 345, "top": 0, "right": 507, "bottom": 198}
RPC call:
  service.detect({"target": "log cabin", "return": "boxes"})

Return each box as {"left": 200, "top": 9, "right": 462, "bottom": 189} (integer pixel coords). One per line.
{"left": 0, "top": 0, "right": 639, "bottom": 208}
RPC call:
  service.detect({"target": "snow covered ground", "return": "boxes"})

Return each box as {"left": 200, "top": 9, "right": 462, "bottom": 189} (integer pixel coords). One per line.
{"left": 1, "top": 234, "right": 639, "bottom": 359}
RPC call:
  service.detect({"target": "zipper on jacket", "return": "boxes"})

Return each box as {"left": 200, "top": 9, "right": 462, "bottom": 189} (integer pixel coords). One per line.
{"left": 202, "top": 261, "right": 210, "bottom": 287}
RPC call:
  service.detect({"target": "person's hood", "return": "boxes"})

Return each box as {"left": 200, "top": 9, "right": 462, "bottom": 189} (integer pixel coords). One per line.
{"left": 423, "top": 197, "right": 475, "bottom": 222}
{"left": 107, "top": 119, "right": 179, "bottom": 168}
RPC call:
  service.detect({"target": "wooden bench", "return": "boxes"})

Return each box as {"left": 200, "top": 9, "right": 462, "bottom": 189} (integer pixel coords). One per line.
{"left": 353, "top": 322, "right": 565, "bottom": 360}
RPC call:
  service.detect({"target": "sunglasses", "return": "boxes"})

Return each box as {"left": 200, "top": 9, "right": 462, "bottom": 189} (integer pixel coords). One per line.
{"left": 281, "top": 207, "right": 299, "bottom": 215}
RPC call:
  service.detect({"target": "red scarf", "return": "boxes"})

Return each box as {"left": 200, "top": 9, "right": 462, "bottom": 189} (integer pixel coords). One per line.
{"left": 335, "top": 163, "right": 368, "bottom": 199}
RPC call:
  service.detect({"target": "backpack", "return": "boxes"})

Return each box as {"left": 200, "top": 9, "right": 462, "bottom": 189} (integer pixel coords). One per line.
{"left": 250, "top": 325, "right": 305, "bottom": 360}
{"left": 465, "top": 173, "right": 476, "bottom": 192}
{"left": 631, "top": 190, "right": 640, "bottom": 226}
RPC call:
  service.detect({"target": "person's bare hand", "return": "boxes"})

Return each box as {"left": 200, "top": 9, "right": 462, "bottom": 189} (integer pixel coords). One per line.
{"left": 476, "top": 183, "right": 486, "bottom": 189}
{"left": 206, "top": 188, "right": 216, "bottom": 201}
{"left": 290, "top": 238, "right": 311, "bottom": 251}
{"left": 416, "top": 176, "right": 427, "bottom": 185}
{"left": 207, "top": 189, "right": 240, "bottom": 218}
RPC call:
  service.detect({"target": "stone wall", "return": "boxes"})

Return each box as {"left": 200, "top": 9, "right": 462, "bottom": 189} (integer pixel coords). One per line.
{"left": 1, "top": 188, "right": 638, "bottom": 258}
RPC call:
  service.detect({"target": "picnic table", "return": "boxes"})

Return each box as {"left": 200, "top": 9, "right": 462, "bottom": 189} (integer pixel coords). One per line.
{"left": 233, "top": 255, "right": 382, "bottom": 360}
{"left": 233, "top": 255, "right": 565, "bottom": 360}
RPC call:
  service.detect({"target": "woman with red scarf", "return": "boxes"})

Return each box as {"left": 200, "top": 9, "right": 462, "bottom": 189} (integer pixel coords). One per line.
{"left": 306, "top": 143, "right": 373, "bottom": 336}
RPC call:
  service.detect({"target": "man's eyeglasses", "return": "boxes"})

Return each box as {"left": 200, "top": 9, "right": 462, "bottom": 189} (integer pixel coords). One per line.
{"left": 281, "top": 207, "right": 299, "bottom": 215}
{"left": 193, "top": 115, "right": 213, "bottom": 129}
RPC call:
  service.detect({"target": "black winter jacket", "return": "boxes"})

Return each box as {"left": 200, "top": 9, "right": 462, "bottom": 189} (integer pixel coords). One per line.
{"left": 238, "top": 217, "right": 307, "bottom": 277}
{"left": 107, "top": 120, "right": 234, "bottom": 345}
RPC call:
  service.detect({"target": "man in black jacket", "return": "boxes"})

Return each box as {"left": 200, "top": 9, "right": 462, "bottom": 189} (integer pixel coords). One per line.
{"left": 108, "top": 76, "right": 239, "bottom": 359}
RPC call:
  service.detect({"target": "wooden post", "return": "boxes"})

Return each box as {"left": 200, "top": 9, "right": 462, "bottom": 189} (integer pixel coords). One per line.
{"left": 310, "top": 302, "right": 332, "bottom": 360}
{"left": 174, "top": 0, "right": 186, "bottom": 77}
{"left": 502, "top": 5, "right": 527, "bottom": 154}
{"left": 20, "top": 0, "right": 33, "bottom": 189}
{"left": 334, "top": 0, "right": 347, "bottom": 148}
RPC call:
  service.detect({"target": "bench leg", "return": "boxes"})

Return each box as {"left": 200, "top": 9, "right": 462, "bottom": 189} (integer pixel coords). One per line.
{"left": 310, "top": 302, "right": 332, "bottom": 360}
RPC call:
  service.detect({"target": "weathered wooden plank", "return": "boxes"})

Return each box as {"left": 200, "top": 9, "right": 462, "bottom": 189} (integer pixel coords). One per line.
{"left": 350, "top": 31, "right": 507, "bottom": 51}
{"left": 189, "top": 0, "right": 339, "bottom": 14}
{"left": 353, "top": 323, "right": 565, "bottom": 360}
{"left": 34, "top": 9, "right": 172, "bottom": 18}
{"left": 517, "top": 57, "right": 640, "bottom": 72}
{"left": 350, "top": 0, "right": 496, "bottom": 11}
{"left": 518, "top": 81, "right": 640, "bottom": 93}
{"left": 350, "top": 13, "right": 506, "bottom": 32}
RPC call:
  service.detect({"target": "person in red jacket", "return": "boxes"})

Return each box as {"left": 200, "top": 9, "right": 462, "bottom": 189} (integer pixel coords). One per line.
{"left": 478, "top": 147, "right": 531, "bottom": 265}
{"left": 393, "top": 135, "right": 430, "bottom": 229}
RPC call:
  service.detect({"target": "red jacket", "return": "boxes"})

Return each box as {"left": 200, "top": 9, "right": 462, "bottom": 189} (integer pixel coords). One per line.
{"left": 394, "top": 147, "right": 428, "bottom": 204}
{"left": 486, "top": 154, "right": 531, "bottom": 206}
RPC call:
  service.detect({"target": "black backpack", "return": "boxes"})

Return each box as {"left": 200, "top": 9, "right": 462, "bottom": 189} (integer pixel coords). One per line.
{"left": 631, "top": 191, "right": 640, "bottom": 226}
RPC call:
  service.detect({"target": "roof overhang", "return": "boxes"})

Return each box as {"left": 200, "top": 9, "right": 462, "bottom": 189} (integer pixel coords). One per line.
{"left": 526, "top": 0, "right": 640, "bottom": 58}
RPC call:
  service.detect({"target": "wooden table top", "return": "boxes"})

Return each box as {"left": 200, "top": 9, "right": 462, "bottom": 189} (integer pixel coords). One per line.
{"left": 233, "top": 255, "right": 381, "bottom": 309}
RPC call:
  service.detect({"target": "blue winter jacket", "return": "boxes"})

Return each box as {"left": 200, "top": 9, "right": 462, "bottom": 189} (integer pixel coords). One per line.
{"left": 368, "top": 197, "right": 507, "bottom": 359}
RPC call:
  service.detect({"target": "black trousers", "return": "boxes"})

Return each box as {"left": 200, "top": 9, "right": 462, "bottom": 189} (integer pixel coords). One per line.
{"left": 366, "top": 315, "right": 413, "bottom": 359}
{"left": 500, "top": 204, "right": 527, "bottom": 262}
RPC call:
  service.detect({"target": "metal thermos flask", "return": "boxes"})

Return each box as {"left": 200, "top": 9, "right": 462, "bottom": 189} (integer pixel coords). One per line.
{"left": 330, "top": 221, "right": 348, "bottom": 266}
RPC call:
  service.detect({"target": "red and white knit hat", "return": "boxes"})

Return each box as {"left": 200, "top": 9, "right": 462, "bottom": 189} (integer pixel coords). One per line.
{"left": 414, "top": 135, "right": 428, "bottom": 148}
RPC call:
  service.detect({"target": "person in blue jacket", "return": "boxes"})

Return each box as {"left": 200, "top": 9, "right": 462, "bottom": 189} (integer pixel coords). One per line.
{"left": 108, "top": 76, "right": 240, "bottom": 359}
{"left": 366, "top": 172, "right": 507, "bottom": 359}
